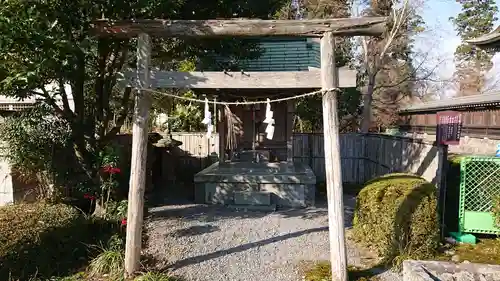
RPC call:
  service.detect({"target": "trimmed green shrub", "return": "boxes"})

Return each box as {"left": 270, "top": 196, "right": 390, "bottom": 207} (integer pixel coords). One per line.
{"left": 0, "top": 203, "right": 120, "bottom": 280}
{"left": 352, "top": 173, "right": 440, "bottom": 266}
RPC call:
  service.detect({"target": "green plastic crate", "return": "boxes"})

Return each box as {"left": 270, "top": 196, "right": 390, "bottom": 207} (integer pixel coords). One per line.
{"left": 458, "top": 156, "right": 500, "bottom": 235}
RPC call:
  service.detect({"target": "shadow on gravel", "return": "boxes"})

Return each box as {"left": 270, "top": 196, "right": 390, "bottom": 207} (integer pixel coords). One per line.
{"left": 148, "top": 204, "right": 269, "bottom": 222}
{"left": 167, "top": 224, "right": 220, "bottom": 237}
{"left": 148, "top": 195, "right": 355, "bottom": 227}
{"left": 167, "top": 226, "right": 328, "bottom": 270}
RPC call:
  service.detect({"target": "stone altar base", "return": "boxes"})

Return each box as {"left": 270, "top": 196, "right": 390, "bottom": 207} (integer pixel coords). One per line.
{"left": 403, "top": 260, "right": 500, "bottom": 281}
{"left": 193, "top": 162, "right": 316, "bottom": 208}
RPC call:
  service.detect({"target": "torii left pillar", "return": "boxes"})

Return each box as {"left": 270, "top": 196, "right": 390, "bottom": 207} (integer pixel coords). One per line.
{"left": 125, "top": 33, "right": 151, "bottom": 278}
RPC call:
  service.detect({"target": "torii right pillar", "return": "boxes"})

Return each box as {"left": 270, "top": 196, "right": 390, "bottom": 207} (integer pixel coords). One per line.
{"left": 321, "top": 32, "right": 348, "bottom": 281}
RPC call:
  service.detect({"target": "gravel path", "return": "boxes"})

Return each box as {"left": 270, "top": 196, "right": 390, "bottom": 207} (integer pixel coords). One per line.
{"left": 144, "top": 196, "right": 401, "bottom": 281}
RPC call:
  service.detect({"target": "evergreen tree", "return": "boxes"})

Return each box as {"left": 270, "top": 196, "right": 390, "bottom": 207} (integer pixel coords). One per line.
{"left": 450, "top": 0, "right": 498, "bottom": 96}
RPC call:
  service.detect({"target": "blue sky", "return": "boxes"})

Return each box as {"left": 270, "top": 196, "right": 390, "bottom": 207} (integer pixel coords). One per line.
{"left": 415, "top": 0, "right": 500, "bottom": 84}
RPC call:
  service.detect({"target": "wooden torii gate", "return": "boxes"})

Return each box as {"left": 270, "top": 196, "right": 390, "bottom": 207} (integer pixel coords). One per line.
{"left": 92, "top": 17, "right": 387, "bottom": 281}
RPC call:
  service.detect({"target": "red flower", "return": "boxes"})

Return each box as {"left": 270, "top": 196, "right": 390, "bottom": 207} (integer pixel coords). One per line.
{"left": 109, "top": 167, "right": 121, "bottom": 174}
{"left": 121, "top": 218, "right": 127, "bottom": 226}
{"left": 84, "top": 194, "right": 96, "bottom": 200}
{"left": 102, "top": 165, "right": 112, "bottom": 173}
{"left": 102, "top": 165, "right": 121, "bottom": 174}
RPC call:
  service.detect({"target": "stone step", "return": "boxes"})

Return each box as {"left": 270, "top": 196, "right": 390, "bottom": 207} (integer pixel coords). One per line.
{"left": 227, "top": 204, "right": 277, "bottom": 212}
{"left": 234, "top": 191, "right": 271, "bottom": 206}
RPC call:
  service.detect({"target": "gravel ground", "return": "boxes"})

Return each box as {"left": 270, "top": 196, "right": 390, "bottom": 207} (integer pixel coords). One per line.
{"left": 144, "top": 196, "right": 401, "bottom": 281}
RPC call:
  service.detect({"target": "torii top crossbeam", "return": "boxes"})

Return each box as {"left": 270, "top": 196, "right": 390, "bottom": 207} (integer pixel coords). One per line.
{"left": 91, "top": 17, "right": 387, "bottom": 38}
{"left": 92, "top": 17, "right": 386, "bottom": 91}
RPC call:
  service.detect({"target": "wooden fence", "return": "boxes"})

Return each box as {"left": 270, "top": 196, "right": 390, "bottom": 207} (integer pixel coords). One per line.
{"left": 169, "top": 132, "right": 446, "bottom": 185}
{"left": 0, "top": 132, "right": 446, "bottom": 206}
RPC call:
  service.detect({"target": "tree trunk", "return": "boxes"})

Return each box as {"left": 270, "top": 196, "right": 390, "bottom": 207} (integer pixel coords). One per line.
{"left": 361, "top": 75, "right": 375, "bottom": 133}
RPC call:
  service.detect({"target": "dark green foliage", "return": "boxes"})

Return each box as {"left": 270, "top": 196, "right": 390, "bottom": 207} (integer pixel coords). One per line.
{"left": 0, "top": 203, "right": 121, "bottom": 280}
{"left": 0, "top": 0, "right": 289, "bottom": 198}
{"left": 0, "top": 104, "right": 86, "bottom": 197}
{"left": 352, "top": 173, "right": 440, "bottom": 266}
{"left": 295, "top": 87, "right": 362, "bottom": 132}
{"left": 105, "top": 200, "right": 128, "bottom": 221}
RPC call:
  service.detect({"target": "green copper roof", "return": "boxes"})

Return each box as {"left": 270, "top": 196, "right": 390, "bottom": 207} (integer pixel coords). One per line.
{"left": 207, "top": 37, "right": 320, "bottom": 72}
{"left": 239, "top": 38, "right": 320, "bottom": 71}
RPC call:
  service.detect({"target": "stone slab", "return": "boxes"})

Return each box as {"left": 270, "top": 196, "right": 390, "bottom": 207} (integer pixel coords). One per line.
{"left": 234, "top": 191, "right": 271, "bottom": 206}
{"left": 261, "top": 183, "right": 306, "bottom": 207}
{"left": 304, "top": 184, "right": 316, "bottom": 206}
{"left": 193, "top": 161, "right": 316, "bottom": 208}
{"left": 204, "top": 183, "right": 233, "bottom": 204}
{"left": 193, "top": 162, "right": 316, "bottom": 184}
{"left": 195, "top": 181, "right": 313, "bottom": 207}
{"left": 403, "top": 260, "right": 500, "bottom": 281}
{"left": 234, "top": 183, "right": 259, "bottom": 192}
{"left": 227, "top": 204, "right": 277, "bottom": 212}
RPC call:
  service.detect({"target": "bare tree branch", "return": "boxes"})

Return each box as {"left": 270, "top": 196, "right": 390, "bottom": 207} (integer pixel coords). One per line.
{"left": 379, "top": 0, "right": 409, "bottom": 61}
{"left": 373, "top": 49, "right": 446, "bottom": 91}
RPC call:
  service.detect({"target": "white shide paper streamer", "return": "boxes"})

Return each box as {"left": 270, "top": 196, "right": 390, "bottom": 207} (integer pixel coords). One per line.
{"left": 263, "top": 99, "right": 275, "bottom": 140}
{"left": 201, "top": 98, "right": 213, "bottom": 138}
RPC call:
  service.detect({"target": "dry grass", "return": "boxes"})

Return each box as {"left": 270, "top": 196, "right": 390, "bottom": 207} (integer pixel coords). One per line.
{"left": 302, "top": 261, "right": 380, "bottom": 281}
{"left": 134, "top": 272, "right": 182, "bottom": 281}
{"left": 437, "top": 238, "right": 500, "bottom": 265}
